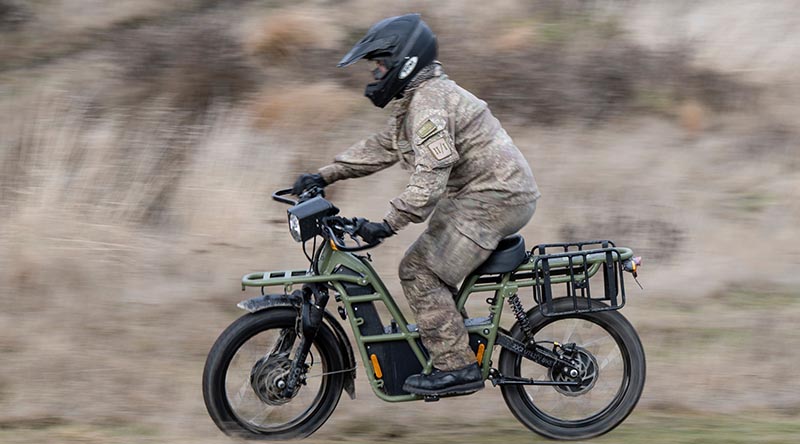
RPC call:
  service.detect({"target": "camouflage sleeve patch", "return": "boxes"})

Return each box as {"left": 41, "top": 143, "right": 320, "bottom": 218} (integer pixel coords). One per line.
{"left": 416, "top": 119, "right": 438, "bottom": 140}
{"left": 424, "top": 132, "right": 454, "bottom": 161}
{"left": 408, "top": 114, "right": 456, "bottom": 167}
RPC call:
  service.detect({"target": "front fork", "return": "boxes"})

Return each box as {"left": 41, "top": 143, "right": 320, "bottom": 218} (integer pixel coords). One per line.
{"left": 282, "top": 284, "right": 329, "bottom": 397}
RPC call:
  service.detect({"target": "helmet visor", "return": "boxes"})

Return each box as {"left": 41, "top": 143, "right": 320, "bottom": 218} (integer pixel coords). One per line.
{"left": 337, "top": 36, "right": 397, "bottom": 67}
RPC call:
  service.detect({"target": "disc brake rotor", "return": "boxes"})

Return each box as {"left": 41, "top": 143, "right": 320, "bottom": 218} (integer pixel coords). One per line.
{"left": 549, "top": 347, "right": 599, "bottom": 396}
{"left": 250, "top": 352, "right": 301, "bottom": 406}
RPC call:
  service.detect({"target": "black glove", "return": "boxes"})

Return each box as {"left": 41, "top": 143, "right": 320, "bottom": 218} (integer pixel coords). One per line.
{"left": 292, "top": 173, "right": 327, "bottom": 195}
{"left": 355, "top": 218, "right": 395, "bottom": 244}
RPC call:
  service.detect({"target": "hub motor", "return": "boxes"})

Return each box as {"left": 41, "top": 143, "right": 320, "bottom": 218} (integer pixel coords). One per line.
{"left": 549, "top": 346, "right": 599, "bottom": 396}
{"left": 250, "top": 352, "right": 301, "bottom": 405}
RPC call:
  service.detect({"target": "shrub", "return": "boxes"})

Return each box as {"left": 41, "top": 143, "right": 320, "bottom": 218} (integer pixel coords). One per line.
{"left": 0, "top": 0, "right": 29, "bottom": 32}
{"left": 113, "top": 21, "right": 259, "bottom": 112}
{"left": 444, "top": 16, "right": 755, "bottom": 126}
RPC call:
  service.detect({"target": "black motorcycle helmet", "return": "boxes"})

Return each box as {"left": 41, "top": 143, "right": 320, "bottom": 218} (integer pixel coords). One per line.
{"left": 338, "top": 14, "right": 437, "bottom": 108}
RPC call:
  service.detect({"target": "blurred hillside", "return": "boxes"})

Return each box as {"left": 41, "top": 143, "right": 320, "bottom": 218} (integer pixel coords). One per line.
{"left": 1, "top": 1, "right": 799, "bottom": 443}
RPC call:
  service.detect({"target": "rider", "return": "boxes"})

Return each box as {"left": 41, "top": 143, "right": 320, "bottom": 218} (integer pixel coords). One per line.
{"left": 293, "top": 13, "right": 541, "bottom": 395}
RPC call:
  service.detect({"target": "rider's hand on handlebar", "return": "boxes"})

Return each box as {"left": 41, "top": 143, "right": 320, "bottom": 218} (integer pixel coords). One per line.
{"left": 354, "top": 218, "right": 395, "bottom": 244}
{"left": 292, "top": 173, "right": 327, "bottom": 195}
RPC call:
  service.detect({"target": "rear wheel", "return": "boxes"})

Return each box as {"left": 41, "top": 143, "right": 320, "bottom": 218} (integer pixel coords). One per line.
{"left": 499, "top": 298, "right": 645, "bottom": 440}
{"left": 202, "top": 308, "right": 345, "bottom": 439}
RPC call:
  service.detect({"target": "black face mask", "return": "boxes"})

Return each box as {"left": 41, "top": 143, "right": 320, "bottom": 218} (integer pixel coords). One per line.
{"left": 365, "top": 75, "right": 395, "bottom": 108}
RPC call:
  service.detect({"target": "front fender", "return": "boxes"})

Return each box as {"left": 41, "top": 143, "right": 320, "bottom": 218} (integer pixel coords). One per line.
{"left": 236, "top": 292, "right": 357, "bottom": 399}
{"left": 237, "top": 292, "right": 303, "bottom": 312}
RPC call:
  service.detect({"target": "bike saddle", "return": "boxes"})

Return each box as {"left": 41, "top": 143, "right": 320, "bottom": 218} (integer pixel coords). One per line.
{"left": 474, "top": 234, "right": 527, "bottom": 275}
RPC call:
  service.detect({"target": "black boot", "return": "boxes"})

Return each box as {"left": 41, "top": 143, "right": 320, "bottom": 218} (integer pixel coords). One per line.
{"left": 402, "top": 363, "right": 484, "bottom": 395}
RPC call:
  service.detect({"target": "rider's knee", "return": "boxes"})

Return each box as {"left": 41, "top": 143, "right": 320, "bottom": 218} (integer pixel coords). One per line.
{"left": 398, "top": 251, "right": 422, "bottom": 281}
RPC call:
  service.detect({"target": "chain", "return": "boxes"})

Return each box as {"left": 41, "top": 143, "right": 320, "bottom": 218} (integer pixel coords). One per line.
{"left": 508, "top": 293, "right": 534, "bottom": 342}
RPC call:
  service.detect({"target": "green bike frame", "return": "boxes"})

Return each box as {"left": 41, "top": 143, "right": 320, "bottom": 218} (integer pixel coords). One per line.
{"left": 241, "top": 241, "right": 633, "bottom": 402}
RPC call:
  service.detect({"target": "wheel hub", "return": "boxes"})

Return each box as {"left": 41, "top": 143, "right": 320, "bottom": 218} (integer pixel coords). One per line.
{"left": 250, "top": 352, "right": 300, "bottom": 406}
{"left": 549, "top": 346, "right": 599, "bottom": 396}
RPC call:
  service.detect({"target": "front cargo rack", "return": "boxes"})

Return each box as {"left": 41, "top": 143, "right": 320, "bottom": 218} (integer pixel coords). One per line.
{"left": 529, "top": 240, "right": 629, "bottom": 317}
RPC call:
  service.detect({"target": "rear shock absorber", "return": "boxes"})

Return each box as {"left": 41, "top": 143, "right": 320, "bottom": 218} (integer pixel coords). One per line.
{"left": 507, "top": 293, "right": 534, "bottom": 344}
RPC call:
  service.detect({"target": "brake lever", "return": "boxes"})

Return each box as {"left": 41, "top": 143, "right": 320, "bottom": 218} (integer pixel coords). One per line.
{"left": 297, "top": 186, "right": 325, "bottom": 202}
{"left": 321, "top": 216, "right": 382, "bottom": 251}
{"left": 337, "top": 218, "right": 362, "bottom": 247}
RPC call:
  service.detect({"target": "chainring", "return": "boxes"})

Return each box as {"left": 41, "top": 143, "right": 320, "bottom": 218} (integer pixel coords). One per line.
{"left": 548, "top": 346, "right": 599, "bottom": 397}
{"left": 250, "top": 352, "right": 301, "bottom": 406}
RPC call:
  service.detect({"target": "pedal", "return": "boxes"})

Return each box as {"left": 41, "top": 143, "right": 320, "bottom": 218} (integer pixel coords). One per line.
{"left": 423, "top": 394, "right": 440, "bottom": 402}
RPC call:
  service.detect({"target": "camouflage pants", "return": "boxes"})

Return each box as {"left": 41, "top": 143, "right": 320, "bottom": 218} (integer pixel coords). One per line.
{"left": 398, "top": 198, "right": 537, "bottom": 371}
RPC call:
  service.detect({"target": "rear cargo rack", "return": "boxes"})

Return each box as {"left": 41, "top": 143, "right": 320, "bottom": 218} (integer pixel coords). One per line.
{"left": 530, "top": 240, "right": 628, "bottom": 317}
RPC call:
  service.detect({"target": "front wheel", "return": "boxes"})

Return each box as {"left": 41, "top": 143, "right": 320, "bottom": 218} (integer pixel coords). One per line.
{"left": 499, "top": 298, "right": 646, "bottom": 440}
{"left": 202, "top": 308, "right": 345, "bottom": 440}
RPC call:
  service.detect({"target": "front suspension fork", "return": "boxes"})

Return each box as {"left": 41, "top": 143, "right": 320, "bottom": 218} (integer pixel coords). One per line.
{"left": 282, "top": 284, "right": 329, "bottom": 397}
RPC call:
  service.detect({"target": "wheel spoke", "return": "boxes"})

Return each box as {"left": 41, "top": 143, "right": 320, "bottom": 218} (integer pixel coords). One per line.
{"left": 599, "top": 349, "right": 621, "bottom": 370}
{"left": 561, "top": 319, "right": 579, "bottom": 343}
{"left": 232, "top": 378, "right": 252, "bottom": 409}
{"left": 248, "top": 402, "right": 283, "bottom": 425}
{"left": 581, "top": 334, "right": 614, "bottom": 349}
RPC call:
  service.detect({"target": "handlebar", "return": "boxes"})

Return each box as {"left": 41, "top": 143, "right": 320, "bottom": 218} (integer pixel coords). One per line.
{"left": 271, "top": 188, "right": 297, "bottom": 205}
{"left": 272, "top": 186, "right": 326, "bottom": 206}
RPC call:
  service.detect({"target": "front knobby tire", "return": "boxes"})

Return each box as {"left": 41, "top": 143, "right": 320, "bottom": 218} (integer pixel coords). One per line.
{"left": 499, "top": 298, "right": 646, "bottom": 440}
{"left": 202, "top": 308, "right": 345, "bottom": 440}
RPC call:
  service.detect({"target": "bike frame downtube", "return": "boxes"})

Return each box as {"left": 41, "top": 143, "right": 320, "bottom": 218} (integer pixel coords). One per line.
{"left": 455, "top": 273, "right": 514, "bottom": 377}
{"left": 317, "top": 245, "right": 424, "bottom": 401}
{"left": 313, "top": 243, "right": 514, "bottom": 402}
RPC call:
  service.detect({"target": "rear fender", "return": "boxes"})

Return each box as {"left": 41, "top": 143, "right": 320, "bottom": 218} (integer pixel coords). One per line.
{"left": 236, "top": 292, "right": 357, "bottom": 399}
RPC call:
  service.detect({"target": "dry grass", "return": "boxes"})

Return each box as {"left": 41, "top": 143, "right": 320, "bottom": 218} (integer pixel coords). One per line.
{"left": 0, "top": 0, "right": 30, "bottom": 32}
{"left": 1, "top": 1, "right": 800, "bottom": 442}
{"left": 244, "top": 8, "right": 343, "bottom": 60}
{"left": 110, "top": 22, "right": 259, "bottom": 112}
{"left": 250, "top": 82, "right": 361, "bottom": 129}
{"left": 446, "top": 15, "right": 757, "bottom": 127}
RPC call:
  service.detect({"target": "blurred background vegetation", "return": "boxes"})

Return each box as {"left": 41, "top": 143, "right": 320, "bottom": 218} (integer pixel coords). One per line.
{"left": 1, "top": 1, "right": 799, "bottom": 443}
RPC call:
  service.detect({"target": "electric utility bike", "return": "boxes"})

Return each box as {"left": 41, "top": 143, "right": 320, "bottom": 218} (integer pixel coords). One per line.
{"left": 202, "top": 186, "right": 646, "bottom": 441}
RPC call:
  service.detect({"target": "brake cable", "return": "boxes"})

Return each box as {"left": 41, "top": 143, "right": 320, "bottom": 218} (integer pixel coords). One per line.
{"left": 304, "top": 366, "right": 358, "bottom": 379}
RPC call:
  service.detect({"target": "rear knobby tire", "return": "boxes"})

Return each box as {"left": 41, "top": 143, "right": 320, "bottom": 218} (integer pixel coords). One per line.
{"left": 499, "top": 298, "right": 646, "bottom": 440}
{"left": 202, "top": 308, "right": 345, "bottom": 440}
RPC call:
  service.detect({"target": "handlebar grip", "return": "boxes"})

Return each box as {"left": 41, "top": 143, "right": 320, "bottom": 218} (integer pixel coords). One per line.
{"left": 332, "top": 237, "right": 382, "bottom": 252}
{"left": 321, "top": 217, "right": 382, "bottom": 252}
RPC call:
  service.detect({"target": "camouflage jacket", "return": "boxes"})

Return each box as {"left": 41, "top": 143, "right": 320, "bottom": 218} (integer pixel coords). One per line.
{"left": 318, "top": 63, "right": 541, "bottom": 235}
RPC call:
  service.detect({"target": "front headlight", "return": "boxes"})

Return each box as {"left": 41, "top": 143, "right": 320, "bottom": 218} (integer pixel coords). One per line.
{"left": 288, "top": 213, "right": 302, "bottom": 242}
{"left": 286, "top": 196, "right": 338, "bottom": 242}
